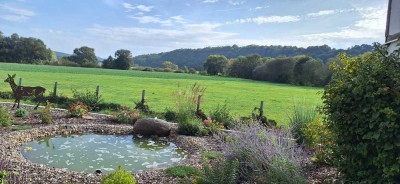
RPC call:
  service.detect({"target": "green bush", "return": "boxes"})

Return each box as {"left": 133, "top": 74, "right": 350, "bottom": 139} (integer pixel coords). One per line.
{"left": 322, "top": 45, "right": 400, "bottom": 183}
{"left": 166, "top": 165, "right": 201, "bottom": 178}
{"left": 72, "top": 89, "right": 103, "bottom": 111}
{"left": 68, "top": 101, "right": 89, "bottom": 117}
{"left": 39, "top": 101, "right": 52, "bottom": 124}
{"left": 196, "top": 158, "right": 239, "bottom": 184}
{"left": 201, "top": 151, "right": 221, "bottom": 160}
{"left": 114, "top": 108, "right": 140, "bottom": 124}
{"left": 264, "top": 157, "right": 306, "bottom": 184}
{"left": 209, "top": 104, "right": 233, "bottom": 129}
{"left": 164, "top": 108, "right": 177, "bottom": 122}
{"left": 0, "top": 108, "right": 12, "bottom": 127}
{"left": 173, "top": 83, "right": 206, "bottom": 123}
{"left": 178, "top": 118, "right": 208, "bottom": 136}
{"left": 11, "top": 125, "right": 32, "bottom": 131}
{"left": 15, "top": 108, "right": 29, "bottom": 117}
{"left": 288, "top": 102, "right": 317, "bottom": 144}
{"left": 101, "top": 165, "right": 136, "bottom": 184}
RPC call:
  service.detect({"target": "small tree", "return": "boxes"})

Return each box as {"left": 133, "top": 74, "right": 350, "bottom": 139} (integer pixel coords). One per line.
{"left": 203, "top": 55, "right": 228, "bottom": 75}
{"left": 68, "top": 46, "right": 98, "bottom": 65}
{"left": 163, "top": 61, "right": 179, "bottom": 70}
{"left": 114, "top": 49, "right": 133, "bottom": 70}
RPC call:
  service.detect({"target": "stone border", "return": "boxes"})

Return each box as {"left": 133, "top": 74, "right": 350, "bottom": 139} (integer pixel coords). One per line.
{"left": 0, "top": 103, "right": 218, "bottom": 184}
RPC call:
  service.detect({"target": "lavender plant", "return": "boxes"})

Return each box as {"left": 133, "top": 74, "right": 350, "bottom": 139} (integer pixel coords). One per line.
{"left": 220, "top": 121, "right": 305, "bottom": 183}
{"left": 0, "top": 159, "right": 27, "bottom": 184}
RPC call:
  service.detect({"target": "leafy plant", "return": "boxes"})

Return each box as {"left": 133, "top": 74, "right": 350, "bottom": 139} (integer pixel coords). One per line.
{"left": 68, "top": 101, "right": 89, "bottom": 117}
{"left": 202, "top": 118, "right": 223, "bottom": 135}
{"left": 164, "top": 108, "right": 177, "bottom": 122}
{"left": 114, "top": 108, "right": 140, "bottom": 124}
{"left": 134, "top": 100, "right": 150, "bottom": 114}
{"left": 209, "top": 104, "right": 233, "bottom": 129}
{"left": 0, "top": 108, "right": 12, "bottom": 127}
{"left": 72, "top": 89, "right": 103, "bottom": 111}
{"left": 39, "top": 101, "right": 52, "bottom": 124}
{"left": 201, "top": 151, "right": 221, "bottom": 160}
{"left": 195, "top": 158, "right": 239, "bottom": 184}
{"left": 101, "top": 165, "right": 136, "bottom": 184}
{"left": 301, "top": 117, "right": 334, "bottom": 164}
{"left": 288, "top": 101, "right": 317, "bottom": 144}
{"left": 178, "top": 118, "right": 208, "bottom": 136}
{"left": 173, "top": 83, "right": 206, "bottom": 123}
{"left": 14, "top": 108, "right": 29, "bottom": 117}
{"left": 322, "top": 44, "right": 400, "bottom": 183}
{"left": 165, "top": 165, "right": 201, "bottom": 178}
{"left": 0, "top": 160, "right": 26, "bottom": 184}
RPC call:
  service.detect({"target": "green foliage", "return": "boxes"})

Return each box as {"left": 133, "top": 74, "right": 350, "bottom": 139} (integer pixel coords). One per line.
{"left": 14, "top": 108, "right": 29, "bottom": 117}
{"left": 72, "top": 89, "right": 102, "bottom": 111}
{"left": 134, "top": 100, "right": 150, "bottom": 114}
{"left": 0, "top": 170, "right": 6, "bottom": 184}
{"left": 165, "top": 165, "right": 201, "bottom": 178}
{"left": 173, "top": 83, "right": 206, "bottom": 123}
{"left": 252, "top": 57, "right": 296, "bottom": 83}
{"left": 0, "top": 108, "right": 12, "bottom": 127}
{"left": 196, "top": 158, "right": 239, "bottom": 184}
{"left": 164, "top": 108, "right": 177, "bottom": 122}
{"left": 114, "top": 108, "right": 140, "bottom": 124}
{"left": 39, "top": 101, "right": 52, "bottom": 124}
{"left": 288, "top": 102, "right": 317, "bottom": 144}
{"left": 203, "top": 55, "right": 228, "bottom": 75}
{"left": 68, "top": 101, "right": 89, "bottom": 117}
{"left": 114, "top": 49, "right": 133, "bottom": 70}
{"left": 101, "top": 165, "right": 136, "bottom": 184}
{"left": 11, "top": 125, "right": 32, "bottom": 131}
{"left": 322, "top": 44, "right": 400, "bottom": 183}
{"left": 178, "top": 118, "right": 208, "bottom": 136}
{"left": 263, "top": 157, "right": 306, "bottom": 184}
{"left": 209, "top": 103, "right": 233, "bottom": 129}
{"left": 163, "top": 61, "right": 179, "bottom": 70}
{"left": 0, "top": 91, "right": 13, "bottom": 99}
{"left": 228, "top": 54, "right": 264, "bottom": 79}
{"left": 67, "top": 46, "right": 98, "bottom": 65}
{"left": 201, "top": 151, "right": 221, "bottom": 160}
{"left": 301, "top": 118, "right": 334, "bottom": 164}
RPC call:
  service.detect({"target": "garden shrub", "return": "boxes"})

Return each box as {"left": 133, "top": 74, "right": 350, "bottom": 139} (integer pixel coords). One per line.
{"left": 201, "top": 151, "right": 221, "bottom": 160}
{"left": 173, "top": 83, "right": 206, "bottom": 123}
{"left": 288, "top": 102, "right": 317, "bottom": 144}
{"left": 178, "top": 118, "right": 208, "bottom": 136}
{"left": 72, "top": 89, "right": 103, "bottom": 111}
{"left": 322, "top": 44, "right": 400, "bottom": 183}
{"left": 0, "top": 91, "right": 13, "bottom": 99}
{"left": 39, "top": 101, "right": 52, "bottom": 124}
{"left": 209, "top": 104, "right": 233, "bottom": 129}
{"left": 101, "top": 165, "right": 136, "bottom": 184}
{"left": 301, "top": 117, "right": 334, "bottom": 164}
{"left": 0, "top": 108, "right": 12, "bottom": 127}
{"left": 165, "top": 165, "right": 201, "bottom": 178}
{"left": 15, "top": 108, "right": 29, "bottom": 117}
{"left": 134, "top": 100, "right": 150, "bottom": 114}
{"left": 202, "top": 118, "right": 223, "bottom": 135}
{"left": 195, "top": 158, "right": 239, "bottom": 184}
{"left": 220, "top": 121, "right": 305, "bottom": 183}
{"left": 164, "top": 108, "right": 177, "bottom": 122}
{"left": 68, "top": 101, "right": 89, "bottom": 117}
{"left": 114, "top": 108, "right": 140, "bottom": 124}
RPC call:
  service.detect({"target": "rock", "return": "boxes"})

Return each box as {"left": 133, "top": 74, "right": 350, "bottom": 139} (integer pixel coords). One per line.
{"left": 133, "top": 118, "right": 171, "bottom": 137}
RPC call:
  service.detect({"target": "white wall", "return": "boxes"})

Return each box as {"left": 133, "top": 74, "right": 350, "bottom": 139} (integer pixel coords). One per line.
{"left": 388, "top": 0, "right": 400, "bottom": 35}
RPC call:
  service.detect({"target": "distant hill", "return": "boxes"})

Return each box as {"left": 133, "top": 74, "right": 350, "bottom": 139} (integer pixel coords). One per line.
{"left": 55, "top": 51, "right": 104, "bottom": 61}
{"left": 134, "top": 44, "right": 374, "bottom": 69}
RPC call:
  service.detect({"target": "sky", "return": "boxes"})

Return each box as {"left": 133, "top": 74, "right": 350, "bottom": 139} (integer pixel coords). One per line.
{"left": 0, "top": 0, "right": 388, "bottom": 57}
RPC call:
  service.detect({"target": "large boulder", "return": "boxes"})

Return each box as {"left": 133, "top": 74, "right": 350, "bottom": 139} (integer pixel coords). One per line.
{"left": 133, "top": 118, "right": 171, "bottom": 137}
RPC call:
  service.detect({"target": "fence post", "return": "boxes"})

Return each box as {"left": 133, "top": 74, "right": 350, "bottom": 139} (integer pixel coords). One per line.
{"left": 96, "top": 85, "right": 100, "bottom": 100}
{"left": 259, "top": 101, "right": 264, "bottom": 117}
{"left": 141, "top": 90, "right": 145, "bottom": 104}
{"left": 53, "top": 82, "right": 58, "bottom": 97}
{"left": 197, "top": 95, "right": 202, "bottom": 111}
{"left": 18, "top": 78, "right": 22, "bottom": 86}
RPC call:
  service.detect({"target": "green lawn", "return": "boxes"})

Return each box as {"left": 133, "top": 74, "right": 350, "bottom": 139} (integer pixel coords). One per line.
{"left": 0, "top": 63, "right": 322, "bottom": 124}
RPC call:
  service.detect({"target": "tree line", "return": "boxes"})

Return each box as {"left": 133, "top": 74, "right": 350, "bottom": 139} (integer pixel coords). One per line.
{"left": 134, "top": 44, "right": 374, "bottom": 69}
{"left": 0, "top": 31, "right": 134, "bottom": 70}
{"left": 204, "top": 54, "right": 331, "bottom": 87}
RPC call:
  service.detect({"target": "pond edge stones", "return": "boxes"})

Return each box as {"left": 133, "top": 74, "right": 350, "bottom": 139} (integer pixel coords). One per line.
{"left": 133, "top": 118, "right": 171, "bottom": 137}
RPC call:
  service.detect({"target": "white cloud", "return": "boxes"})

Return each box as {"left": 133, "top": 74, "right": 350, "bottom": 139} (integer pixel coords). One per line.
{"left": 203, "top": 0, "right": 218, "bottom": 3}
{"left": 228, "top": 15, "right": 300, "bottom": 24}
{"left": 307, "top": 10, "right": 336, "bottom": 17}
{"left": 228, "top": 0, "right": 245, "bottom": 6}
{"left": 303, "top": 6, "right": 386, "bottom": 40}
{"left": 128, "top": 15, "right": 172, "bottom": 26}
{"left": 170, "top": 15, "right": 186, "bottom": 24}
{"left": 122, "top": 3, "right": 153, "bottom": 12}
{"left": 0, "top": 4, "right": 36, "bottom": 22}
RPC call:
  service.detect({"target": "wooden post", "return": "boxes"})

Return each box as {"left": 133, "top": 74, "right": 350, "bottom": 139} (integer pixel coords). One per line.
{"left": 53, "top": 82, "right": 58, "bottom": 97}
{"left": 259, "top": 101, "right": 264, "bottom": 117}
{"left": 96, "top": 85, "right": 100, "bottom": 100}
{"left": 18, "top": 78, "right": 22, "bottom": 86}
{"left": 197, "top": 95, "right": 202, "bottom": 111}
{"left": 141, "top": 90, "right": 145, "bottom": 104}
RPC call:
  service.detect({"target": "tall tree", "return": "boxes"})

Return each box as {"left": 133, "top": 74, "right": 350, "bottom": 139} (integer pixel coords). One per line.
{"left": 163, "top": 61, "right": 179, "bottom": 70}
{"left": 102, "top": 56, "right": 115, "bottom": 69}
{"left": 114, "top": 49, "right": 133, "bottom": 70}
{"left": 68, "top": 46, "right": 97, "bottom": 65}
{"left": 228, "top": 54, "right": 264, "bottom": 79}
{"left": 203, "top": 54, "right": 228, "bottom": 75}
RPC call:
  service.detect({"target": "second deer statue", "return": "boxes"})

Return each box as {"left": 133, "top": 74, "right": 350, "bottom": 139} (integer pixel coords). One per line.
{"left": 4, "top": 74, "right": 46, "bottom": 109}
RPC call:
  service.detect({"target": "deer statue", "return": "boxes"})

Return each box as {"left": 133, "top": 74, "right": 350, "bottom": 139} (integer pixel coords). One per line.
{"left": 4, "top": 74, "right": 46, "bottom": 109}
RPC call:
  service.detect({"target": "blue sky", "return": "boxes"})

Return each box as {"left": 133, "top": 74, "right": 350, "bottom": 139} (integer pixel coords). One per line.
{"left": 0, "top": 0, "right": 388, "bottom": 57}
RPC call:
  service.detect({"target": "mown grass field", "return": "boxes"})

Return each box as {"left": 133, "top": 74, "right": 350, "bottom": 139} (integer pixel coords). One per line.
{"left": 0, "top": 63, "right": 322, "bottom": 124}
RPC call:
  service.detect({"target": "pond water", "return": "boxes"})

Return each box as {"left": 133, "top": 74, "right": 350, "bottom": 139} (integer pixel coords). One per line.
{"left": 21, "top": 134, "right": 187, "bottom": 173}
